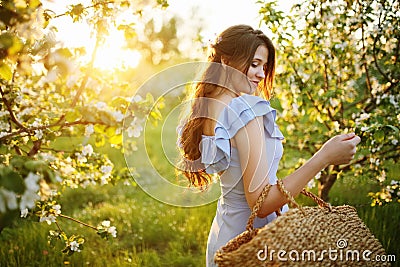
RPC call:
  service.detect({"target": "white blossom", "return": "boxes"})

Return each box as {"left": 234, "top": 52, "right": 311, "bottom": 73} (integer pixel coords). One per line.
{"left": 39, "top": 210, "right": 56, "bottom": 225}
{"left": 66, "top": 74, "right": 80, "bottom": 88}
{"left": 81, "top": 144, "right": 93, "bottom": 156}
{"left": 334, "top": 42, "right": 347, "bottom": 50}
{"left": 292, "top": 103, "right": 299, "bottom": 116}
{"left": 389, "top": 95, "right": 398, "bottom": 108}
{"left": 95, "top": 101, "right": 107, "bottom": 110}
{"left": 31, "top": 118, "right": 41, "bottom": 127}
{"left": 52, "top": 204, "right": 61, "bottom": 215}
{"left": 127, "top": 118, "right": 143, "bottom": 138}
{"left": 69, "top": 241, "right": 81, "bottom": 252}
{"left": 0, "top": 121, "right": 10, "bottom": 132}
{"left": 34, "top": 129, "right": 43, "bottom": 139}
{"left": 359, "top": 113, "right": 370, "bottom": 121}
{"left": 39, "top": 153, "right": 56, "bottom": 161}
{"left": 84, "top": 124, "right": 94, "bottom": 137}
{"left": 20, "top": 208, "right": 29, "bottom": 218}
{"left": 19, "top": 190, "right": 40, "bottom": 210}
{"left": 100, "top": 165, "right": 113, "bottom": 174}
{"left": 100, "top": 220, "right": 117, "bottom": 238}
{"left": 60, "top": 164, "right": 75, "bottom": 176}
{"left": 102, "top": 220, "right": 111, "bottom": 227}
{"left": 25, "top": 173, "right": 40, "bottom": 191}
{"left": 112, "top": 111, "right": 124, "bottom": 122}
{"left": 0, "top": 189, "right": 18, "bottom": 210}
{"left": 41, "top": 69, "right": 58, "bottom": 83}
{"left": 307, "top": 179, "right": 316, "bottom": 189}
{"left": 377, "top": 170, "right": 386, "bottom": 183}
{"left": 333, "top": 121, "right": 340, "bottom": 132}
{"left": 108, "top": 226, "right": 117, "bottom": 238}
{"left": 329, "top": 98, "right": 340, "bottom": 108}
{"left": 0, "top": 110, "right": 9, "bottom": 117}
{"left": 132, "top": 95, "right": 143, "bottom": 102}
{"left": 75, "top": 152, "right": 87, "bottom": 163}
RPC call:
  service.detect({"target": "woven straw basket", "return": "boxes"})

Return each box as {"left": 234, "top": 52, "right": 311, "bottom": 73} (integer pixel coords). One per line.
{"left": 214, "top": 180, "right": 390, "bottom": 267}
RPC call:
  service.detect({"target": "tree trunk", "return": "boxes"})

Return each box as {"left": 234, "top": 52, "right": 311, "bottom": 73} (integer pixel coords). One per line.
{"left": 318, "top": 171, "right": 338, "bottom": 201}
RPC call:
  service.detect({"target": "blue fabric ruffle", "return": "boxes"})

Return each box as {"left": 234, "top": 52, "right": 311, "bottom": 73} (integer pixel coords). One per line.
{"left": 200, "top": 94, "right": 284, "bottom": 174}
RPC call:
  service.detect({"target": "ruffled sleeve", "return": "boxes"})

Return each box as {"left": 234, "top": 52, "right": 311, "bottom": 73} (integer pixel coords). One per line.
{"left": 200, "top": 94, "right": 284, "bottom": 174}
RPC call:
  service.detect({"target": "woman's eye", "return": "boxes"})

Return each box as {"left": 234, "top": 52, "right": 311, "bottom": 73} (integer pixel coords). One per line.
{"left": 251, "top": 63, "right": 258, "bottom": 67}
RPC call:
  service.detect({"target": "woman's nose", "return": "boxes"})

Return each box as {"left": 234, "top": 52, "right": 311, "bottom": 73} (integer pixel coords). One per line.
{"left": 256, "top": 67, "right": 265, "bottom": 78}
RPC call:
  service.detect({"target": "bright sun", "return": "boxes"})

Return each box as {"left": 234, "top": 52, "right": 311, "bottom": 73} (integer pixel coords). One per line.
{"left": 93, "top": 28, "right": 142, "bottom": 70}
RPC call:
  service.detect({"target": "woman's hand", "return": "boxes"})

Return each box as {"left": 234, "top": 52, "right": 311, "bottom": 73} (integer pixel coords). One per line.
{"left": 316, "top": 133, "right": 361, "bottom": 166}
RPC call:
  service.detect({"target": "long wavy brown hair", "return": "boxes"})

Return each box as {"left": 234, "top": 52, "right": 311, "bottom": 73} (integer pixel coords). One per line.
{"left": 177, "top": 24, "right": 276, "bottom": 188}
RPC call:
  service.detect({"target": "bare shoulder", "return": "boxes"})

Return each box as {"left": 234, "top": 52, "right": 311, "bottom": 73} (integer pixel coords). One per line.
{"left": 235, "top": 115, "right": 264, "bottom": 142}
{"left": 203, "top": 93, "right": 236, "bottom": 136}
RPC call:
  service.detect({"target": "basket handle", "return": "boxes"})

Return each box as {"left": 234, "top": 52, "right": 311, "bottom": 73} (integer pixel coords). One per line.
{"left": 245, "top": 180, "right": 332, "bottom": 232}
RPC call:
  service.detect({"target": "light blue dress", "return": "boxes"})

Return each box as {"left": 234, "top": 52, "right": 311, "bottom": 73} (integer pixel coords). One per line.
{"left": 201, "top": 94, "right": 289, "bottom": 267}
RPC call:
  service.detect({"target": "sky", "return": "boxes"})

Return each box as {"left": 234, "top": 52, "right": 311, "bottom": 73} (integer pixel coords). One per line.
{"left": 42, "top": 0, "right": 294, "bottom": 67}
{"left": 44, "top": 0, "right": 293, "bottom": 42}
{"left": 168, "top": 0, "right": 292, "bottom": 40}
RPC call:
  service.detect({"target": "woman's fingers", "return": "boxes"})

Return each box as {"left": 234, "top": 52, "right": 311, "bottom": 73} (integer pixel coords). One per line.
{"left": 321, "top": 133, "right": 361, "bottom": 166}
{"left": 341, "top": 132, "right": 356, "bottom": 141}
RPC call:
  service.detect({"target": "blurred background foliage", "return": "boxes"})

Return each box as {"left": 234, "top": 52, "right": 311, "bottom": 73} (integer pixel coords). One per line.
{"left": 0, "top": 0, "right": 399, "bottom": 266}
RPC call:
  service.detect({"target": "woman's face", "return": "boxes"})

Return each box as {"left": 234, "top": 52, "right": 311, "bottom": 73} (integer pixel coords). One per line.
{"left": 222, "top": 45, "right": 269, "bottom": 95}
{"left": 246, "top": 45, "right": 268, "bottom": 93}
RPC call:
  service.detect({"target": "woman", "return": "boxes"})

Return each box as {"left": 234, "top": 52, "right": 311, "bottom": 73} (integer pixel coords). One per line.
{"left": 177, "top": 25, "right": 360, "bottom": 266}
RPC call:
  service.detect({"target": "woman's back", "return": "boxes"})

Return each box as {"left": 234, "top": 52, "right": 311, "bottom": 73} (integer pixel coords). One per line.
{"left": 201, "top": 94, "right": 288, "bottom": 267}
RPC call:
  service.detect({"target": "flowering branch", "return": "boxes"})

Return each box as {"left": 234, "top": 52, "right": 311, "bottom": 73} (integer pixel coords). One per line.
{"left": 0, "top": 85, "right": 27, "bottom": 130}
{"left": 0, "top": 119, "right": 110, "bottom": 142}
{"left": 58, "top": 214, "right": 98, "bottom": 231}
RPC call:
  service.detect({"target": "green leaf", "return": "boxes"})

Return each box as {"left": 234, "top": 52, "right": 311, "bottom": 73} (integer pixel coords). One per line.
{"left": 65, "top": 110, "right": 81, "bottom": 122}
{"left": 0, "top": 63, "right": 12, "bottom": 81}
{"left": 374, "top": 130, "right": 385, "bottom": 142}
{"left": 385, "top": 125, "right": 399, "bottom": 133}
{"left": 0, "top": 167, "right": 25, "bottom": 194}
{"left": 95, "top": 135, "right": 105, "bottom": 147}
{"left": 24, "top": 160, "right": 47, "bottom": 171}
{"left": 109, "top": 134, "right": 122, "bottom": 145}
{"left": 29, "top": 0, "right": 42, "bottom": 9}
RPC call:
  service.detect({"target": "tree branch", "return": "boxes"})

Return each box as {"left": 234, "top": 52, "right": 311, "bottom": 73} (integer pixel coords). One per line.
{"left": 304, "top": 90, "right": 332, "bottom": 131}
{"left": 0, "top": 119, "right": 108, "bottom": 142}
{"left": 53, "top": 1, "right": 126, "bottom": 19}
{"left": 360, "top": 19, "right": 373, "bottom": 96}
{"left": 58, "top": 214, "right": 98, "bottom": 231}
{"left": 290, "top": 63, "right": 333, "bottom": 131}
{"left": 0, "top": 85, "right": 27, "bottom": 130}
{"left": 338, "top": 146, "right": 399, "bottom": 172}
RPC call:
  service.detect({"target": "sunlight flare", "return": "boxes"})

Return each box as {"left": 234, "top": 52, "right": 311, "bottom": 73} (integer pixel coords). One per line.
{"left": 93, "top": 28, "right": 141, "bottom": 70}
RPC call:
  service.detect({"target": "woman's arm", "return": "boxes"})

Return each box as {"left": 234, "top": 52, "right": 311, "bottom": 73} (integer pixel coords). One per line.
{"left": 234, "top": 116, "right": 360, "bottom": 218}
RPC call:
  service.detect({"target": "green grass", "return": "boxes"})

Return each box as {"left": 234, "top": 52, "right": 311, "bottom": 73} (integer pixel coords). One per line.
{"left": 1, "top": 97, "right": 399, "bottom": 266}
{"left": 0, "top": 183, "right": 216, "bottom": 266}
{"left": 2, "top": 176, "right": 398, "bottom": 266}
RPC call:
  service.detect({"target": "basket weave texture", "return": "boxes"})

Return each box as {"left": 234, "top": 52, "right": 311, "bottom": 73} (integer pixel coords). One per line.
{"left": 214, "top": 181, "right": 389, "bottom": 267}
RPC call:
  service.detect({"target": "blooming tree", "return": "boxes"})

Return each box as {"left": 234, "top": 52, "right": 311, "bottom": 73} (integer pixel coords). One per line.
{"left": 0, "top": 0, "right": 165, "bottom": 254}
{"left": 259, "top": 0, "right": 399, "bottom": 203}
